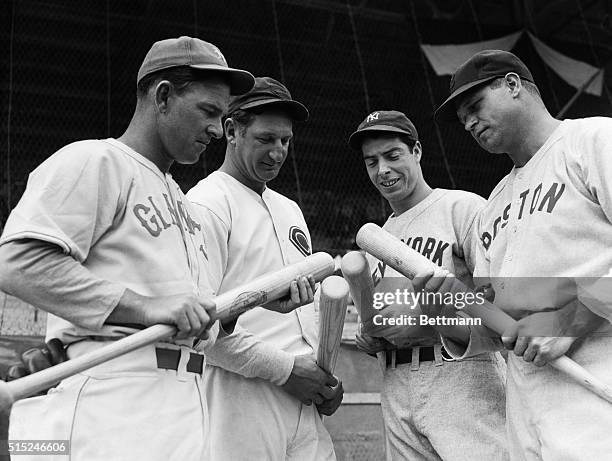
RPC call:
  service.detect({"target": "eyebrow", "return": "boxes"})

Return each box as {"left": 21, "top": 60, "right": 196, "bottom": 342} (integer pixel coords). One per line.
{"left": 198, "top": 102, "right": 224, "bottom": 115}
{"left": 363, "top": 147, "right": 403, "bottom": 160}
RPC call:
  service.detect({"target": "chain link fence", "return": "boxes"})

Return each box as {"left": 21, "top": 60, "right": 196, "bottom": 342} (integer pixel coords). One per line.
{"left": 3, "top": 0, "right": 610, "bottom": 251}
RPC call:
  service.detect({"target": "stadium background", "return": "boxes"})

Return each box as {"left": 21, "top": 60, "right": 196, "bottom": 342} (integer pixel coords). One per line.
{"left": 1, "top": 0, "right": 611, "bottom": 459}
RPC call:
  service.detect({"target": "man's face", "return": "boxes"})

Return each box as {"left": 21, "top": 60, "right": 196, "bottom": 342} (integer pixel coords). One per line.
{"left": 233, "top": 112, "right": 294, "bottom": 184}
{"left": 362, "top": 136, "right": 421, "bottom": 203}
{"left": 159, "top": 78, "right": 230, "bottom": 165}
{"left": 455, "top": 80, "right": 515, "bottom": 154}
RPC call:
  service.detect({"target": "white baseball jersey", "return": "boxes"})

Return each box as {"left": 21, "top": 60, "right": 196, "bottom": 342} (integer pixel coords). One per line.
{"left": 187, "top": 170, "right": 317, "bottom": 354}
{"left": 367, "top": 189, "right": 508, "bottom": 461}
{"left": 187, "top": 171, "right": 335, "bottom": 460}
{"left": 476, "top": 117, "right": 612, "bottom": 460}
{"left": 0, "top": 138, "right": 211, "bottom": 344}
{"left": 368, "top": 188, "right": 488, "bottom": 348}
{"left": 2, "top": 138, "right": 216, "bottom": 461}
{"left": 476, "top": 117, "right": 612, "bottom": 321}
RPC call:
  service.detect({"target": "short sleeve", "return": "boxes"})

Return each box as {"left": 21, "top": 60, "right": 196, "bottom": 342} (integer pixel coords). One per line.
{"left": 0, "top": 141, "right": 128, "bottom": 262}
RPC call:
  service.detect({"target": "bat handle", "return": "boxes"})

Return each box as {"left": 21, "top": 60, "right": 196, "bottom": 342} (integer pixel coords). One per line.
{"left": 550, "top": 355, "right": 612, "bottom": 404}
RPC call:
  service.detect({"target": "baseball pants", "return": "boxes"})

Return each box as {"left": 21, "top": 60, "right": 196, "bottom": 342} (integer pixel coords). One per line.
{"left": 381, "top": 345, "right": 509, "bottom": 461}
{"left": 9, "top": 341, "right": 209, "bottom": 461}
{"left": 506, "top": 330, "right": 612, "bottom": 461}
{"left": 204, "top": 364, "right": 335, "bottom": 461}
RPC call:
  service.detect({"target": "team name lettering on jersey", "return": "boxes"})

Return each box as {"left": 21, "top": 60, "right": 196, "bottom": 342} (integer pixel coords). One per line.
{"left": 481, "top": 182, "right": 566, "bottom": 249}
{"left": 372, "top": 236, "right": 449, "bottom": 284}
{"left": 133, "top": 195, "right": 202, "bottom": 238}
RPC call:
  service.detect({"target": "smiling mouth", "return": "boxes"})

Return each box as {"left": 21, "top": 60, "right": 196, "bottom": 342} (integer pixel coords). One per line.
{"left": 380, "top": 178, "right": 400, "bottom": 187}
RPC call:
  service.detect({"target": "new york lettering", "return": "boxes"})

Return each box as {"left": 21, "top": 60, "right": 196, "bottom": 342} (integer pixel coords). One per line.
{"left": 481, "top": 182, "right": 565, "bottom": 249}
{"left": 372, "top": 235, "right": 450, "bottom": 284}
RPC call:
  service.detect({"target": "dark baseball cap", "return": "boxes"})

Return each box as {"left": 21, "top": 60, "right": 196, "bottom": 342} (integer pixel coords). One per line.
{"left": 434, "top": 49, "right": 534, "bottom": 122}
{"left": 348, "top": 110, "right": 418, "bottom": 151}
{"left": 228, "top": 76, "right": 309, "bottom": 122}
{"left": 137, "top": 36, "right": 255, "bottom": 95}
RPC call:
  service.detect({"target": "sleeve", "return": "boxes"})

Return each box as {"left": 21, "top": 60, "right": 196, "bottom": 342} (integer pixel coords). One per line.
{"left": 189, "top": 199, "right": 295, "bottom": 385}
{"left": 200, "top": 323, "right": 295, "bottom": 385}
{"left": 441, "top": 193, "right": 502, "bottom": 358}
{"left": 190, "top": 203, "right": 229, "bottom": 295}
{"left": 440, "top": 311, "right": 504, "bottom": 358}
{"left": 0, "top": 142, "right": 127, "bottom": 262}
{"left": 577, "top": 118, "right": 612, "bottom": 225}
{"left": 0, "top": 239, "right": 124, "bottom": 330}
{"left": 457, "top": 193, "right": 487, "bottom": 275}
{"left": 573, "top": 119, "right": 612, "bottom": 318}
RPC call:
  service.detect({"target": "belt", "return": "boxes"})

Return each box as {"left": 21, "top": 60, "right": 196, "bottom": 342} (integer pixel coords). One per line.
{"left": 155, "top": 347, "right": 204, "bottom": 374}
{"left": 385, "top": 346, "right": 453, "bottom": 368}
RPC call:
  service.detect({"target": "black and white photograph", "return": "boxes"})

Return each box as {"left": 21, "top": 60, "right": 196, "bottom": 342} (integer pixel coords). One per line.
{"left": 1, "top": 1, "right": 611, "bottom": 460}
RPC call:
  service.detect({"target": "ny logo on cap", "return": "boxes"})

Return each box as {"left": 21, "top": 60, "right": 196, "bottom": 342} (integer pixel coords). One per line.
{"left": 366, "top": 112, "right": 380, "bottom": 123}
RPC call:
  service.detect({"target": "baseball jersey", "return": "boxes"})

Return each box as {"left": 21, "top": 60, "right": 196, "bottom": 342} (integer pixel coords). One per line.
{"left": 476, "top": 117, "right": 612, "bottom": 322}
{"left": 368, "top": 188, "right": 485, "bottom": 345}
{"left": 187, "top": 171, "right": 317, "bottom": 361}
{"left": 0, "top": 139, "right": 212, "bottom": 344}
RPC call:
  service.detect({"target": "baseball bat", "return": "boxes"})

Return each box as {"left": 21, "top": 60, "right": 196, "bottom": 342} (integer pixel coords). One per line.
{"left": 341, "top": 251, "right": 377, "bottom": 324}
{"left": 317, "top": 276, "right": 349, "bottom": 375}
{"left": 356, "top": 223, "right": 612, "bottom": 404}
{"left": 341, "top": 251, "right": 386, "bottom": 373}
{"left": 0, "top": 252, "right": 335, "bottom": 411}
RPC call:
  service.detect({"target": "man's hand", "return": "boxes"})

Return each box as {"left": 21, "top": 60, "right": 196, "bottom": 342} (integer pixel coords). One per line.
{"left": 5, "top": 338, "right": 68, "bottom": 390}
{"left": 317, "top": 381, "right": 344, "bottom": 416}
{"left": 108, "top": 290, "right": 216, "bottom": 340}
{"left": 281, "top": 354, "right": 337, "bottom": 405}
{"left": 355, "top": 331, "right": 393, "bottom": 354}
{"left": 501, "top": 301, "right": 604, "bottom": 366}
{"left": 263, "top": 276, "right": 316, "bottom": 314}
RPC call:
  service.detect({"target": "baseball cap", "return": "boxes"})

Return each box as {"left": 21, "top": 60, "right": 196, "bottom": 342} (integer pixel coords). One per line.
{"left": 434, "top": 50, "right": 534, "bottom": 122}
{"left": 228, "top": 77, "right": 309, "bottom": 122}
{"left": 137, "top": 36, "right": 255, "bottom": 95}
{"left": 348, "top": 110, "right": 418, "bottom": 151}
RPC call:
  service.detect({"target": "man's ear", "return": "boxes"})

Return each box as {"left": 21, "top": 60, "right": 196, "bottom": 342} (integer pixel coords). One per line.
{"left": 225, "top": 118, "right": 237, "bottom": 144}
{"left": 504, "top": 72, "right": 521, "bottom": 97}
{"left": 154, "top": 80, "right": 172, "bottom": 114}
{"left": 412, "top": 141, "right": 422, "bottom": 162}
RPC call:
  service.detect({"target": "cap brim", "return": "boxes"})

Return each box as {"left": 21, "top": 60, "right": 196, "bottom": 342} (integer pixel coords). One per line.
{"left": 348, "top": 125, "right": 413, "bottom": 150}
{"left": 239, "top": 98, "right": 309, "bottom": 122}
{"left": 434, "top": 76, "right": 498, "bottom": 123}
{"left": 190, "top": 64, "right": 255, "bottom": 95}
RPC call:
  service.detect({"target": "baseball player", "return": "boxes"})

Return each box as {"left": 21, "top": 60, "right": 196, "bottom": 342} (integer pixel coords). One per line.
{"left": 0, "top": 36, "right": 256, "bottom": 461}
{"left": 350, "top": 111, "right": 508, "bottom": 461}
{"left": 187, "top": 77, "right": 343, "bottom": 461}
{"left": 435, "top": 50, "right": 612, "bottom": 460}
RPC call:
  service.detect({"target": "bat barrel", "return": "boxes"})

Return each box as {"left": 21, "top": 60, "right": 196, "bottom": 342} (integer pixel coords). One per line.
{"left": 215, "top": 252, "right": 335, "bottom": 321}
{"left": 341, "top": 251, "right": 376, "bottom": 323}
{"left": 317, "top": 275, "right": 349, "bottom": 374}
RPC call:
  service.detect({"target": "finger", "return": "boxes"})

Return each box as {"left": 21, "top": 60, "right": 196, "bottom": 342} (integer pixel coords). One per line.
{"left": 319, "top": 385, "right": 336, "bottom": 400}
{"left": 513, "top": 336, "right": 529, "bottom": 357}
{"left": 533, "top": 349, "right": 549, "bottom": 367}
{"left": 424, "top": 271, "right": 451, "bottom": 292}
{"left": 190, "top": 307, "right": 206, "bottom": 335}
{"left": 174, "top": 312, "right": 192, "bottom": 338}
{"left": 312, "top": 394, "right": 324, "bottom": 405}
{"left": 522, "top": 343, "right": 538, "bottom": 362}
{"left": 411, "top": 268, "right": 435, "bottom": 292}
{"left": 297, "top": 277, "right": 310, "bottom": 301}
{"left": 307, "top": 275, "right": 316, "bottom": 292}
{"left": 304, "top": 277, "right": 314, "bottom": 301}
{"left": 290, "top": 280, "right": 300, "bottom": 304}
{"left": 325, "top": 373, "right": 339, "bottom": 387}
{"left": 501, "top": 324, "right": 519, "bottom": 350}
